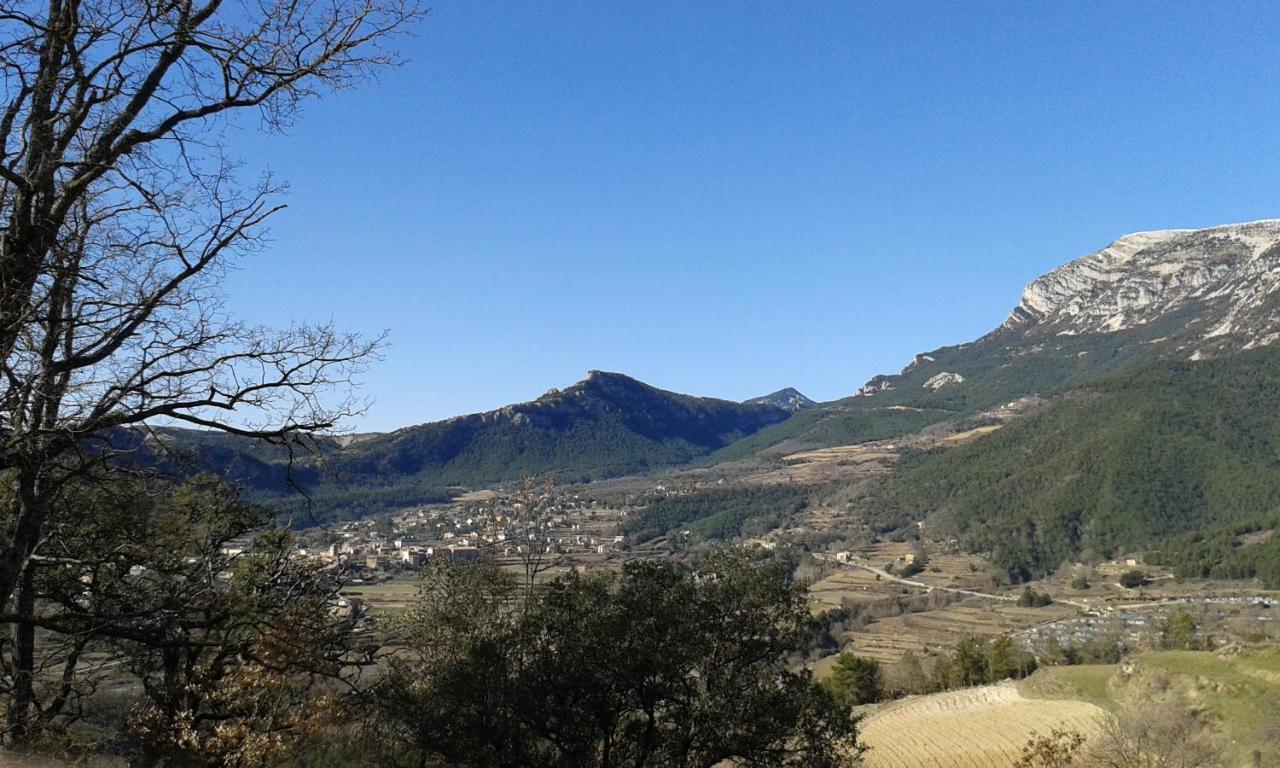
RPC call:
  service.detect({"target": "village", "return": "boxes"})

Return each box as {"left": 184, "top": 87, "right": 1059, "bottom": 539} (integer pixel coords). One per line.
{"left": 290, "top": 488, "right": 635, "bottom": 589}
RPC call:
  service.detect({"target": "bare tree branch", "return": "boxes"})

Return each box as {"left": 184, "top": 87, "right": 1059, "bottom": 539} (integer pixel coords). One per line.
{"left": 0, "top": 0, "right": 424, "bottom": 741}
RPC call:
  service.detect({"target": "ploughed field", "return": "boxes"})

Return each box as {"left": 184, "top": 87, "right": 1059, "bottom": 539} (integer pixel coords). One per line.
{"left": 857, "top": 681, "right": 1106, "bottom": 768}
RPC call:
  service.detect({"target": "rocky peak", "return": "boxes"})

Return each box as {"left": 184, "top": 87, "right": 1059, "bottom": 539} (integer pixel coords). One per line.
{"left": 583, "top": 369, "right": 633, "bottom": 385}
{"left": 848, "top": 219, "right": 1280, "bottom": 402}
{"left": 1003, "top": 219, "right": 1280, "bottom": 353}
{"left": 743, "top": 387, "right": 816, "bottom": 412}
{"left": 560, "top": 370, "right": 649, "bottom": 399}
{"left": 854, "top": 375, "right": 896, "bottom": 398}
{"left": 922, "top": 372, "right": 965, "bottom": 391}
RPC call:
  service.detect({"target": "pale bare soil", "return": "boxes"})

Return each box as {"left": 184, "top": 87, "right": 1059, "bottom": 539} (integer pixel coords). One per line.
{"left": 858, "top": 681, "right": 1105, "bottom": 768}
{"left": 451, "top": 489, "right": 499, "bottom": 503}
{"left": 782, "top": 444, "right": 899, "bottom": 466}
{"left": 739, "top": 442, "right": 899, "bottom": 485}
{"left": 938, "top": 424, "right": 1003, "bottom": 445}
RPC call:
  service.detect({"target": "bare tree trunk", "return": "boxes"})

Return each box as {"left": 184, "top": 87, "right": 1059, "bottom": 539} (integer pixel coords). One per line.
{"left": 0, "top": 0, "right": 424, "bottom": 735}
{"left": 9, "top": 568, "right": 37, "bottom": 744}
{"left": 0, "top": 469, "right": 48, "bottom": 617}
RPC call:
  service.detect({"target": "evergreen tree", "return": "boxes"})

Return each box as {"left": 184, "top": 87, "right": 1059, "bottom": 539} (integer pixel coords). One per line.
{"left": 826, "top": 654, "right": 883, "bottom": 706}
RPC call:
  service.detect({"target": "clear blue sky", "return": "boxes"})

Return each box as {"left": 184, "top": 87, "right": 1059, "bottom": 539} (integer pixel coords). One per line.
{"left": 226, "top": 1, "right": 1280, "bottom": 431}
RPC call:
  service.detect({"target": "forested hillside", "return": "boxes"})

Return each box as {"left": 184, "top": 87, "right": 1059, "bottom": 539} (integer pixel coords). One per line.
{"left": 1150, "top": 515, "right": 1280, "bottom": 587}
{"left": 873, "top": 346, "right": 1280, "bottom": 579}
{"left": 337, "top": 371, "right": 788, "bottom": 482}
{"left": 156, "top": 371, "right": 793, "bottom": 520}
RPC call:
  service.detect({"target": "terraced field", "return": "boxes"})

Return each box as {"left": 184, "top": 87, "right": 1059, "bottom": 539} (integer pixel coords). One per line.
{"left": 852, "top": 541, "right": 996, "bottom": 591}
{"left": 809, "top": 567, "right": 902, "bottom": 609}
{"left": 846, "top": 602, "right": 1076, "bottom": 664}
{"left": 341, "top": 575, "right": 420, "bottom": 612}
{"left": 858, "top": 682, "right": 1106, "bottom": 768}
{"left": 810, "top": 544, "right": 996, "bottom": 608}
{"left": 782, "top": 444, "right": 899, "bottom": 466}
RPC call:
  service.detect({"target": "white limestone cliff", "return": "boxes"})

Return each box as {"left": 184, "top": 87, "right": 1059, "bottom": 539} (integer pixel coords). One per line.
{"left": 1002, "top": 219, "right": 1280, "bottom": 350}
{"left": 852, "top": 219, "right": 1280, "bottom": 398}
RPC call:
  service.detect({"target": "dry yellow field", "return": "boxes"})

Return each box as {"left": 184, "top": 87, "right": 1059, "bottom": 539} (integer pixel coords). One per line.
{"left": 783, "top": 444, "right": 899, "bottom": 465}
{"left": 858, "top": 682, "right": 1105, "bottom": 768}
{"left": 939, "top": 424, "right": 1003, "bottom": 445}
{"left": 451, "top": 489, "right": 499, "bottom": 503}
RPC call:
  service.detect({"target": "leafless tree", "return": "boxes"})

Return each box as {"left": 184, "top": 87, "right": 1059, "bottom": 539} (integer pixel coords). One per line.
{"left": 1088, "top": 697, "right": 1227, "bottom": 768}
{"left": 511, "top": 476, "right": 558, "bottom": 599}
{"left": 1014, "top": 729, "right": 1086, "bottom": 768}
{"left": 0, "top": 0, "right": 424, "bottom": 742}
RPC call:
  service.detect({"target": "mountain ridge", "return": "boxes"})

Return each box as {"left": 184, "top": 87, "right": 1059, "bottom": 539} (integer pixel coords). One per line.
{"left": 163, "top": 371, "right": 794, "bottom": 519}
{"left": 862, "top": 218, "right": 1280, "bottom": 399}
{"left": 1000, "top": 219, "right": 1280, "bottom": 354}
{"left": 157, "top": 218, "right": 1280, "bottom": 527}
{"left": 721, "top": 219, "right": 1280, "bottom": 460}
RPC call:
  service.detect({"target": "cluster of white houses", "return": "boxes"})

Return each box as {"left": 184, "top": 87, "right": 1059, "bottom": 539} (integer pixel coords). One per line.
{"left": 294, "top": 492, "right": 627, "bottom": 575}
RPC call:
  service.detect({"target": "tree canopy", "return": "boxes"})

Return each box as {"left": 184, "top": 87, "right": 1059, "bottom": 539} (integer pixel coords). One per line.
{"left": 364, "top": 551, "right": 864, "bottom": 768}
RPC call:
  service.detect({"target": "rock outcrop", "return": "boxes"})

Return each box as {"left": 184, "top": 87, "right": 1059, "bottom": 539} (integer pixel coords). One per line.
{"left": 855, "top": 375, "right": 897, "bottom": 398}
{"left": 922, "top": 372, "right": 965, "bottom": 391}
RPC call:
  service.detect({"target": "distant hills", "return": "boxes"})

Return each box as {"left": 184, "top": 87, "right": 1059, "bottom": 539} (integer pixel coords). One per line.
{"left": 161, "top": 371, "right": 792, "bottom": 519}
{"left": 333, "top": 370, "right": 790, "bottom": 484}
{"left": 159, "top": 220, "right": 1280, "bottom": 554}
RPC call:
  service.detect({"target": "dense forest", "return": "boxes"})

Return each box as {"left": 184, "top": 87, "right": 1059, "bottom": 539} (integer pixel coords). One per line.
{"left": 1149, "top": 514, "right": 1280, "bottom": 587}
